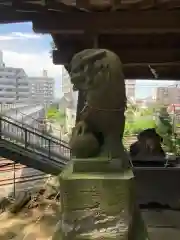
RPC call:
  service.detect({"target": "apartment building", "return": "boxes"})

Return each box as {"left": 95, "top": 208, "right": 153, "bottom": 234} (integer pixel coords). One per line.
{"left": 153, "top": 86, "right": 180, "bottom": 106}
{"left": 125, "top": 79, "right": 136, "bottom": 100}
{"left": 61, "top": 67, "right": 78, "bottom": 134}
{"left": 0, "top": 51, "right": 30, "bottom": 104}
{"left": 28, "top": 70, "right": 54, "bottom": 106}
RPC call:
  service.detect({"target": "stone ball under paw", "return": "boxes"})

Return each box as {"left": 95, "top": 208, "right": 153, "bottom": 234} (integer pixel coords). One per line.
{"left": 69, "top": 132, "right": 100, "bottom": 158}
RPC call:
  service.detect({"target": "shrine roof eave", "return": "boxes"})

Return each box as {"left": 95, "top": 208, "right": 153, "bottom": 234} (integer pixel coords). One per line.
{"left": 1, "top": 2, "right": 180, "bottom": 81}
{"left": 1, "top": 0, "right": 180, "bottom": 13}
{"left": 0, "top": 0, "right": 180, "bottom": 24}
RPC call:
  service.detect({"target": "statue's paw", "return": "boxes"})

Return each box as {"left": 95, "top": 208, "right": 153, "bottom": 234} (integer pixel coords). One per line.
{"left": 71, "top": 121, "right": 88, "bottom": 137}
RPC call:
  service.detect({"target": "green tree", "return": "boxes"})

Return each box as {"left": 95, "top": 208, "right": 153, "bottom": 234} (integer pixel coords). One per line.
{"left": 46, "top": 107, "right": 65, "bottom": 123}
{"left": 126, "top": 101, "right": 139, "bottom": 119}
{"left": 155, "top": 107, "right": 175, "bottom": 152}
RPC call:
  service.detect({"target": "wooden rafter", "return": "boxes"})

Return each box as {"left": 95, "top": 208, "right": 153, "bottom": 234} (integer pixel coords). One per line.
{"left": 0, "top": 1, "right": 180, "bottom": 81}
{"left": 33, "top": 11, "right": 180, "bottom": 34}
{"left": 98, "top": 33, "right": 180, "bottom": 49}
{"left": 53, "top": 48, "right": 180, "bottom": 65}
{"left": 11, "top": 0, "right": 84, "bottom": 12}
{"left": 5, "top": 0, "right": 180, "bottom": 11}
{"left": 51, "top": 33, "right": 180, "bottom": 50}
{"left": 0, "top": 7, "right": 36, "bottom": 23}
{"left": 54, "top": 60, "right": 180, "bottom": 80}
{"left": 54, "top": 59, "right": 180, "bottom": 80}
{"left": 123, "top": 62, "right": 180, "bottom": 80}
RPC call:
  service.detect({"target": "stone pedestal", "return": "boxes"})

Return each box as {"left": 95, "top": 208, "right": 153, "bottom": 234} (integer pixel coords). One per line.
{"left": 56, "top": 158, "right": 148, "bottom": 240}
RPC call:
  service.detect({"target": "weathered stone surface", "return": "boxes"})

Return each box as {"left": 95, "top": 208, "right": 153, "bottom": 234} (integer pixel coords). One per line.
{"left": 44, "top": 177, "right": 60, "bottom": 199}
{"left": 52, "top": 220, "right": 63, "bottom": 240}
{"left": 148, "top": 227, "right": 180, "bottom": 240}
{"left": 9, "top": 191, "right": 31, "bottom": 214}
{"left": 73, "top": 157, "right": 128, "bottom": 173}
{"left": 57, "top": 159, "right": 148, "bottom": 239}
{"left": 69, "top": 121, "right": 100, "bottom": 158}
{"left": 142, "top": 210, "right": 180, "bottom": 228}
{"left": 0, "top": 197, "right": 12, "bottom": 213}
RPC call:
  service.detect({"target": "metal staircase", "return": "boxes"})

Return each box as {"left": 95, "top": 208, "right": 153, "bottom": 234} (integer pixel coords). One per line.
{"left": 0, "top": 115, "right": 71, "bottom": 175}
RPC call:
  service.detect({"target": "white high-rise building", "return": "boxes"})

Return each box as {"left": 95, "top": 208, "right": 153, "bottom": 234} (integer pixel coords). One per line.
{"left": 125, "top": 79, "right": 136, "bottom": 100}
{"left": 61, "top": 67, "right": 78, "bottom": 134}
{"left": 0, "top": 51, "right": 4, "bottom": 67}
{"left": 153, "top": 86, "right": 180, "bottom": 106}
{"left": 0, "top": 51, "right": 30, "bottom": 104}
{"left": 28, "top": 70, "right": 54, "bottom": 106}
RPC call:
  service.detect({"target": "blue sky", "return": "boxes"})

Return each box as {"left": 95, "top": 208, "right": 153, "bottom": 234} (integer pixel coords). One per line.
{"left": 0, "top": 22, "right": 175, "bottom": 99}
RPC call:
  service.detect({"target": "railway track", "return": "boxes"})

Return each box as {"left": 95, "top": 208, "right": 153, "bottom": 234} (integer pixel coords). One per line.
{"left": 0, "top": 157, "right": 18, "bottom": 165}
{"left": 0, "top": 174, "right": 48, "bottom": 187}
{"left": 0, "top": 157, "right": 48, "bottom": 189}
{"left": 0, "top": 158, "right": 28, "bottom": 171}
{"left": 0, "top": 164, "right": 26, "bottom": 172}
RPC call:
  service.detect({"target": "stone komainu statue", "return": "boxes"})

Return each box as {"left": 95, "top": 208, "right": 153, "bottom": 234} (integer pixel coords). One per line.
{"left": 69, "top": 49, "right": 130, "bottom": 169}
{"left": 130, "top": 128, "right": 165, "bottom": 159}
{"left": 57, "top": 49, "right": 149, "bottom": 240}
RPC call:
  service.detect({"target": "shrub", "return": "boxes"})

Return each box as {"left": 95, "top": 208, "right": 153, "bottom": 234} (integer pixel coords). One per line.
{"left": 46, "top": 107, "right": 65, "bottom": 123}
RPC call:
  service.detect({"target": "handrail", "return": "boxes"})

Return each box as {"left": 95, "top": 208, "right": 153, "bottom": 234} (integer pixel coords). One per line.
{"left": 1, "top": 116, "right": 70, "bottom": 149}
{"left": 7, "top": 110, "right": 68, "bottom": 145}
{"left": 0, "top": 117, "right": 71, "bottom": 167}
{"left": 1, "top": 138, "right": 69, "bottom": 166}
{"left": 0, "top": 114, "right": 72, "bottom": 174}
{"left": 0, "top": 138, "right": 68, "bottom": 174}
{"left": 1, "top": 114, "right": 69, "bottom": 148}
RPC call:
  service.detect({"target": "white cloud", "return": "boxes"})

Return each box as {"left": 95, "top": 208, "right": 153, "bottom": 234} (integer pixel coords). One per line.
{"left": 2, "top": 50, "right": 62, "bottom": 77}
{"left": 2, "top": 50, "right": 63, "bottom": 98}
{"left": 0, "top": 23, "right": 63, "bottom": 98}
{"left": 12, "top": 32, "right": 41, "bottom": 39}
{"left": 0, "top": 32, "right": 42, "bottom": 41}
